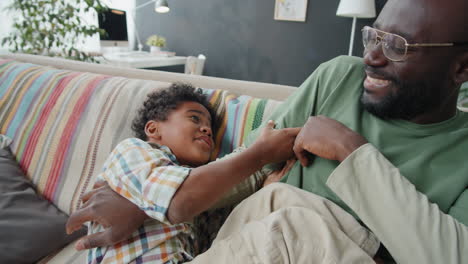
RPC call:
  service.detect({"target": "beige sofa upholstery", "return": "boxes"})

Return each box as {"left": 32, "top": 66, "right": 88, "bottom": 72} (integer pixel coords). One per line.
{"left": 1, "top": 53, "right": 295, "bottom": 100}
{"left": 0, "top": 53, "right": 296, "bottom": 263}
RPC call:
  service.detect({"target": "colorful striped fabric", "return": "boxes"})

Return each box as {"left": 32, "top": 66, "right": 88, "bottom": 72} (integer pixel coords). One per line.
{"left": 0, "top": 59, "right": 282, "bottom": 216}
{"left": 205, "top": 89, "right": 279, "bottom": 159}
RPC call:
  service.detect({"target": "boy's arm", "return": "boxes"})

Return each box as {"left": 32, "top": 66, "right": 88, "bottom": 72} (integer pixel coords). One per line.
{"left": 65, "top": 124, "right": 299, "bottom": 249}
{"left": 209, "top": 146, "right": 270, "bottom": 210}
{"left": 209, "top": 155, "right": 296, "bottom": 210}
{"left": 167, "top": 121, "right": 300, "bottom": 224}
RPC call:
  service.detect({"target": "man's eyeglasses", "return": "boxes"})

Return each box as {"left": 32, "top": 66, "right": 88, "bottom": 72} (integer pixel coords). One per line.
{"left": 361, "top": 26, "right": 468, "bottom": 62}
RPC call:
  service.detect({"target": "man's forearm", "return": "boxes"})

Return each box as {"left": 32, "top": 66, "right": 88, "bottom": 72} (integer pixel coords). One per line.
{"left": 327, "top": 144, "right": 468, "bottom": 263}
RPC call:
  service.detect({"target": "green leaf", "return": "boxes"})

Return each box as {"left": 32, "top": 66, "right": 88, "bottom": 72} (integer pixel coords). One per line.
{"left": 7, "top": 0, "right": 107, "bottom": 61}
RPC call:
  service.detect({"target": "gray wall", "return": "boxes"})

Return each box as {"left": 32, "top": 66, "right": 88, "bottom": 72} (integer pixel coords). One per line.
{"left": 136, "top": 0, "right": 386, "bottom": 86}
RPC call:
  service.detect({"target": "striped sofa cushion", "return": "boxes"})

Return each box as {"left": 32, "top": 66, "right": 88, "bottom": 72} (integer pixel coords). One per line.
{"left": 0, "top": 59, "right": 282, "bottom": 214}
{"left": 207, "top": 89, "right": 279, "bottom": 159}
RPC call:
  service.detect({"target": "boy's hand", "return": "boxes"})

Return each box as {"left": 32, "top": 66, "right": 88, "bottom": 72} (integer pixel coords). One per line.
{"left": 66, "top": 181, "right": 148, "bottom": 250}
{"left": 263, "top": 158, "right": 297, "bottom": 187}
{"left": 254, "top": 120, "right": 301, "bottom": 164}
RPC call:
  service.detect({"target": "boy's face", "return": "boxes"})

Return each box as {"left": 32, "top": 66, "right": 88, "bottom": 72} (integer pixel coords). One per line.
{"left": 145, "top": 101, "right": 214, "bottom": 167}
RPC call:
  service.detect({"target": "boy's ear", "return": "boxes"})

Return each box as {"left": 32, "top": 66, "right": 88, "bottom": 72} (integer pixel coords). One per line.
{"left": 145, "top": 120, "right": 161, "bottom": 141}
{"left": 454, "top": 52, "right": 468, "bottom": 85}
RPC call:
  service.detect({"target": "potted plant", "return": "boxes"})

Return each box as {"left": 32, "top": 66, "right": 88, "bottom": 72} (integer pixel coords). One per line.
{"left": 146, "top": 35, "right": 166, "bottom": 54}
{"left": 2, "top": 0, "right": 107, "bottom": 62}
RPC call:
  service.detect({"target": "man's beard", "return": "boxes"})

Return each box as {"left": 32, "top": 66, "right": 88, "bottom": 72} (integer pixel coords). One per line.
{"left": 360, "top": 76, "right": 443, "bottom": 121}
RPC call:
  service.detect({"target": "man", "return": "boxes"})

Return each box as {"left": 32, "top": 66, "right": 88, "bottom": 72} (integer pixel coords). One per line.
{"left": 67, "top": 0, "right": 468, "bottom": 262}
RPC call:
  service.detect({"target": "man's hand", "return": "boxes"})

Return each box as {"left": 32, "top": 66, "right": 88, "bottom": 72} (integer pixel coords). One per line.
{"left": 254, "top": 120, "right": 302, "bottom": 164}
{"left": 66, "top": 182, "right": 148, "bottom": 250}
{"left": 293, "top": 116, "right": 367, "bottom": 166}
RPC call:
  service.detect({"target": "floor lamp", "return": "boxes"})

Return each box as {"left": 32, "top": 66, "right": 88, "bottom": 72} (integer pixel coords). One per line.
{"left": 132, "top": 0, "right": 170, "bottom": 52}
{"left": 336, "top": 0, "right": 376, "bottom": 56}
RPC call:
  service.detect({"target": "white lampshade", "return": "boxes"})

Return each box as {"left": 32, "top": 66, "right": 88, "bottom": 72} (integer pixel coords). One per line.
{"left": 336, "top": 0, "right": 376, "bottom": 18}
{"left": 155, "top": 0, "right": 169, "bottom": 13}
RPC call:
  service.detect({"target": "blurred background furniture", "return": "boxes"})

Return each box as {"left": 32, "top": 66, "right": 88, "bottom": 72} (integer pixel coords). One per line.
{"left": 185, "top": 54, "right": 206, "bottom": 75}
{"left": 101, "top": 52, "right": 187, "bottom": 68}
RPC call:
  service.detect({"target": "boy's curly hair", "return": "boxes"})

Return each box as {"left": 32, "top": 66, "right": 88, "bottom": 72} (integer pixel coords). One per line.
{"left": 132, "top": 83, "right": 216, "bottom": 140}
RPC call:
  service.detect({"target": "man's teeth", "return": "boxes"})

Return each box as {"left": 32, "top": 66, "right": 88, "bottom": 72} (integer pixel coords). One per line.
{"left": 367, "top": 76, "right": 390, "bottom": 85}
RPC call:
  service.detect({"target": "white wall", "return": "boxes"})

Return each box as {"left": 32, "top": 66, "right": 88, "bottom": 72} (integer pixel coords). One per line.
{"left": 0, "top": 0, "right": 136, "bottom": 53}
{"left": 0, "top": 0, "right": 15, "bottom": 52}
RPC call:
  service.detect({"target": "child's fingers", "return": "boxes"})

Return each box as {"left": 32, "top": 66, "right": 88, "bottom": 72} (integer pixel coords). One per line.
{"left": 263, "top": 159, "right": 297, "bottom": 187}
{"left": 266, "top": 120, "right": 276, "bottom": 129}
{"left": 282, "top": 158, "right": 297, "bottom": 173}
{"left": 282, "top": 127, "right": 301, "bottom": 136}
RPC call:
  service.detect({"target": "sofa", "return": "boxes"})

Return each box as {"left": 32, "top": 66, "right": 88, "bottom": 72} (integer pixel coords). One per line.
{"left": 0, "top": 53, "right": 296, "bottom": 263}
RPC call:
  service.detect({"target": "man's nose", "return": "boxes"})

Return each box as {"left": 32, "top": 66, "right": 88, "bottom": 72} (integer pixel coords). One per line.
{"left": 363, "top": 42, "right": 388, "bottom": 68}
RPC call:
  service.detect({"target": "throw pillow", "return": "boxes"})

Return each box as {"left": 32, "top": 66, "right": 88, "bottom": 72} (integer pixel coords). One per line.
{"left": 204, "top": 88, "right": 282, "bottom": 159}
{"left": 0, "top": 138, "right": 86, "bottom": 264}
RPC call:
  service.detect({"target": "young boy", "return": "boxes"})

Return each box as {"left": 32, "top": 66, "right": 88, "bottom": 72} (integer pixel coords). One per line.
{"left": 86, "top": 83, "right": 299, "bottom": 264}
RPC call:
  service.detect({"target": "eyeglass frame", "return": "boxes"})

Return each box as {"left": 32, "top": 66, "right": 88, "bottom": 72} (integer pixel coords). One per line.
{"left": 361, "top": 26, "right": 468, "bottom": 62}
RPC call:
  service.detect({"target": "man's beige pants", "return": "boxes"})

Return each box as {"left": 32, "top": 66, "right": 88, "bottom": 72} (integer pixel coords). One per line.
{"left": 189, "top": 183, "right": 380, "bottom": 264}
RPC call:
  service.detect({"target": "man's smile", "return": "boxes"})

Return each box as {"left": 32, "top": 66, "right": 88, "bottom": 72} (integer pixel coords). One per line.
{"left": 364, "top": 72, "right": 392, "bottom": 92}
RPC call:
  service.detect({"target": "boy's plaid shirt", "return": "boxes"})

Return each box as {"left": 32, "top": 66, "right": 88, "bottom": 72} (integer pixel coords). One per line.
{"left": 88, "top": 138, "right": 195, "bottom": 264}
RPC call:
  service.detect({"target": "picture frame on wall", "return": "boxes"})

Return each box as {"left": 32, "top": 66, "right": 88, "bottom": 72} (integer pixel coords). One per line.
{"left": 274, "top": 0, "right": 308, "bottom": 22}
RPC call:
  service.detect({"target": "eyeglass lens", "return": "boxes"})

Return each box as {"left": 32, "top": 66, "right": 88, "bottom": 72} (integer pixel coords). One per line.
{"left": 362, "top": 27, "right": 408, "bottom": 61}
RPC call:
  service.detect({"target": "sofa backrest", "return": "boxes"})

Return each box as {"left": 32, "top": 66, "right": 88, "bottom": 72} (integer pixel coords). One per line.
{"left": 1, "top": 53, "right": 296, "bottom": 101}
{"left": 0, "top": 57, "right": 292, "bottom": 215}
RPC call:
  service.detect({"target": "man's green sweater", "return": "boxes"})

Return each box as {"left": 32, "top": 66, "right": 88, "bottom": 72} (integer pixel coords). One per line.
{"left": 246, "top": 56, "right": 468, "bottom": 226}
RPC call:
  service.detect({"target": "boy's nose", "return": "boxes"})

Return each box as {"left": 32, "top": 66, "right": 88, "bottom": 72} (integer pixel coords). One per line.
{"left": 201, "top": 126, "right": 212, "bottom": 137}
